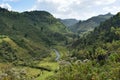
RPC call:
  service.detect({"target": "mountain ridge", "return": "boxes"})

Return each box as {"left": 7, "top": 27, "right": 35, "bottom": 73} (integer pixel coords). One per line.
{"left": 59, "top": 18, "right": 79, "bottom": 27}
{"left": 69, "top": 13, "right": 113, "bottom": 34}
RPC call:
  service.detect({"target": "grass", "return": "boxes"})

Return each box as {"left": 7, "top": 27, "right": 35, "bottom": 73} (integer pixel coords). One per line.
{"left": 35, "top": 71, "right": 54, "bottom": 80}
{"left": 34, "top": 61, "right": 58, "bottom": 80}
{"left": 18, "top": 67, "right": 41, "bottom": 78}
{"left": 16, "top": 49, "right": 59, "bottom": 80}
{"left": 0, "top": 35, "right": 7, "bottom": 43}
{"left": 0, "top": 37, "right": 68, "bottom": 80}
{"left": 33, "top": 45, "right": 69, "bottom": 80}
{"left": 34, "top": 49, "right": 59, "bottom": 80}
{"left": 0, "top": 62, "right": 57, "bottom": 80}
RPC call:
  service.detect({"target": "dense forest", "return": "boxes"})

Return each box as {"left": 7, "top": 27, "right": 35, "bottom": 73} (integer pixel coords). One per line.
{"left": 0, "top": 7, "right": 120, "bottom": 80}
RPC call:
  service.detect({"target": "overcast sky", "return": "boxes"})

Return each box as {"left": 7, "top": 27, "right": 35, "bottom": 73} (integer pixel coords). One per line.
{"left": 0, "top": 0, "right": 120, "bottom": 20}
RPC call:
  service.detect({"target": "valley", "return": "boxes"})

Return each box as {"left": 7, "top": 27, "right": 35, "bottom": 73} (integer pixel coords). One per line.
{"left": 0, "top": 7, "right": 120, "bottom": 80}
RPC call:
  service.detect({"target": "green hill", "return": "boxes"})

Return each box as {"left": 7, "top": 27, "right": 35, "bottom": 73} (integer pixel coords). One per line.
{"left": 70, "top": 13, "right": 113, "bottom": 34}
{"left": 0, "top": 36, "right": 32, "bottom": 62}
{"left": 71, "top": 12, "right": 120, "bottom": 52}
{"left": 0, "top": 7, "right": 70, "bottom": 62}
{"left": 0, "top": 8, "right": 73, "bottom": 79}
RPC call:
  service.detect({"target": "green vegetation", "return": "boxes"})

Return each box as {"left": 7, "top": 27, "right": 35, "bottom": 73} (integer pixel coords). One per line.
{"left": 47, "top": 12, "right": 120, "bottom": 80}
{"left": 48, "top": 60, "right": 120, "bottom": 80}
{"left": 0, "top": 7, "right": 72, "bottom": 61}
{"left": 0, "top": 7, "right": 120, "bottom": 80}
{"left": 70, "top": 13, "right": 113, "bottom": 34}
{"left": 59, "top": 19, "right": 78, "bottom": 27}
{"left": 0, "top": 7, "right": 72, "bottom": 80}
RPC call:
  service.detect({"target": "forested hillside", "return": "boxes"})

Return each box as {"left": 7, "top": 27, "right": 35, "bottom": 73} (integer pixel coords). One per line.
{"left": 48, "top": 12, "right": 120, "bottom": 80}
{"left": 70, "top": 13, "right": 113, "bottom": 34}
{"left": 0, "top": 7, "right": 74, "bottom": 80}
{"left": 0, "top": 7, "right": 71, "bottom": 62}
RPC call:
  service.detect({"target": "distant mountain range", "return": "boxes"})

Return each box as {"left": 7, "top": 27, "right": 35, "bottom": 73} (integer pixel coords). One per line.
{"left": 60, "top": 13, "right": 113, "bottom": 34}
{"left": 58, "top": 19, "right": 79, "bottom": 27}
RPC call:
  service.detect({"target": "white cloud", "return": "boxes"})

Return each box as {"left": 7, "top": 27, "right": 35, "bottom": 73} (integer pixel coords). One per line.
{"left": 94, "top": 0, "right": 116, "bottom": 5}
{"left": 30, "top": 0, "right": 119, "bottom": 20}
{"left": 103, "top": 6, "right": 120, "bottom": 14}
{"left": 33, "top": 0, "right": 82, "bottom": 12}
{"left": 0, "top": 3, "right": 12, "bottom": 10}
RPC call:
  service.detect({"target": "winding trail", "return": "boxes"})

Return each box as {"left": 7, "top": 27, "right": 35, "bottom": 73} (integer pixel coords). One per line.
{"left": 53, "top": 49, "right": 60, "bottom": 61}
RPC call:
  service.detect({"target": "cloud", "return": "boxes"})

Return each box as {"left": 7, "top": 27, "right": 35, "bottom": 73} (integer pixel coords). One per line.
{"left": 31, "top": 0, "right": 82, "bottom": 12}
{"left": 30, "top": 0, "right": 85, "bottom": 19}
{"left": 103, "top": 6, "right": 120, "bottom": 14}
{"left": 94, "top": 0, "right": 116, "bottom": 5}
{"left": 0, "top": 3, "right": 12, "bottom": 10}
{"left": 30, "top": 0, "right": 119, "bottom": 20}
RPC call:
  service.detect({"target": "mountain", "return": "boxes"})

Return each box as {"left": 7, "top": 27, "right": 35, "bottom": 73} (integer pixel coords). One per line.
{"left": 0, "top": 7, "right": 70, "bottom": 62}
{"left": 47, "top": 12, "right": 120, "bottom": 80}
{"left": 72, "top": 12, "right": 120, "bottom": 53}
{"left": 59, "top": 19, "right": 79, "bottom": 27}
{"left": 71, "top": 13, "right": 120, "bottom": 46}
{"left": 70, "top": 13, "right": 113, "bottom": 34}
{"left": 70, "top": 12, "right": 120, "bottom": 67}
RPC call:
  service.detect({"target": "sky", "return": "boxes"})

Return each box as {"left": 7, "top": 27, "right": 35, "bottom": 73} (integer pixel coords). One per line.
{"left": 0, "top": 0, "right": 120, "bottom": 20}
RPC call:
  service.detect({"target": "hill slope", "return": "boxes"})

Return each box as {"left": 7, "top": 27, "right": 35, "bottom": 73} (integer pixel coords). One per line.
{"left": 71, "top": 12, "right": 120, "bottom": 59}
{"left": 0, "top": 7, "right": 70, "bottom": 62}
{"left": 0, "top": 36, "right": 33, "bottom": 62}
{"left": 59, "top": 19, "right": 78, "bottom": 27}
{"left": 70, "top": 13, "right": 113, "bottom": 34}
